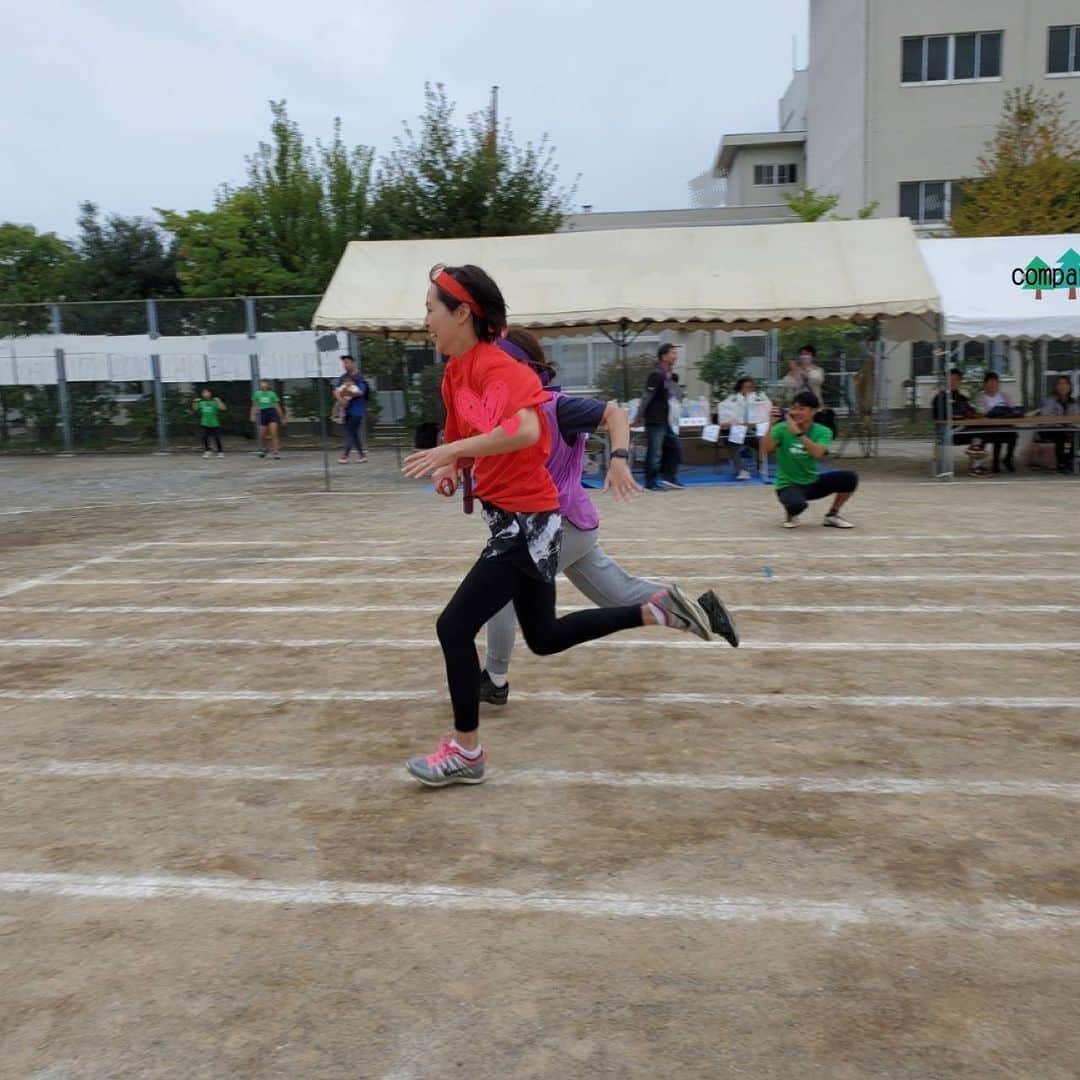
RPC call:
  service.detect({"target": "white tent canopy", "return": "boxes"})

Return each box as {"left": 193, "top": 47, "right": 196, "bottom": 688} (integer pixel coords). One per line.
{"left": 918, "top": 234, "right": 1080, "bottom": 340}
{"left": 313, "top": 218, "right": 939, "bottom": 336}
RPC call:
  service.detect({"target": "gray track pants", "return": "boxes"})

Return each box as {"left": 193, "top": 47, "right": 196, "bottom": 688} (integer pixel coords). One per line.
{"left": 483, "top": 523, "right": 663, "bottom": 677}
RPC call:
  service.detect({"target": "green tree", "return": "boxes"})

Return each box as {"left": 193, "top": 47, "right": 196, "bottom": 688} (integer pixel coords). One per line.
{"left": 0, "top": 224, "right": 77, "bottom": 302}
{"left": 159, "top": 190, "right": 306, "bottom": 299}
{"left": 783, "top": 188, "right": 839, "bottom": 221}
{"left": 161, "top": 101, "right": 375, "bottom": 297}
{"left": 59, "top": 202, "right": 181, "bottom": 333}
{"left": 369, "top": 84, "right": 572, "bottom": 239}
{"left": 125, "top": 387, "right": 193, "bottom": 441}
{"left": 1057, "top": 247, "right": 1080, "bottom": 300}
{"left": 0, "top": 223, "right": 78, "bottom": 334}
{"left": 783, "top": 188, "right": 878, "bottom": 223}
{"left": 952, "top": 87, "right": 1080, "bottom": 237}
{"left": 1022, "top": 256, "right": 1052, "bottom": 300}
{"left": 696, "top": 345, "right": 746, "bottom": 400}
{"left": 596, "top": 352, "right": 655, "bottom": 404}
{"left": 778, "top": 324, "right": 867, "bottom": 361}
{"left": 15, "top": 383, "right": 117, "bottom": 446}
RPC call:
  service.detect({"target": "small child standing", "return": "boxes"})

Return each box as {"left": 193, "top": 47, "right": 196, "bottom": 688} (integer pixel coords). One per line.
{"left": 193, "top": 387, "right": 226, "bottom": 457}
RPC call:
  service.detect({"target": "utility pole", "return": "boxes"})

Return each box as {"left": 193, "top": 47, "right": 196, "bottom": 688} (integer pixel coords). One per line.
{"left": 488, "top": 86, "right": 499, "bottom": 151}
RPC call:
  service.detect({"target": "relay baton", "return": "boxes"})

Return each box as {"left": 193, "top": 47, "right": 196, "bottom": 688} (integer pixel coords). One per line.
{"left": 461, "top": 458, "right": 475, "bottom": 515}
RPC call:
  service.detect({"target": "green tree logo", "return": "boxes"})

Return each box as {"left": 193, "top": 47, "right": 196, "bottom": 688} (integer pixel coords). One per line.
{"left": 1022, "top": 256, "right": 1052, "bottom": 300}
{"left": 1057, "top": 248, "right": 1080, "bottom": 301}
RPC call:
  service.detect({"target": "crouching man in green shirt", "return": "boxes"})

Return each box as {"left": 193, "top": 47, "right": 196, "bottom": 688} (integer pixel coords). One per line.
{"left": 762, "top": 390, "right": 858, "bottom": 529}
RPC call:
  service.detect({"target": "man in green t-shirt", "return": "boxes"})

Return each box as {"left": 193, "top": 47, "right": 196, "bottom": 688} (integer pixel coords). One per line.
{"left": 192, "top": 387, "right": 226, "bottom": 457}
{"left": 762, "top": 390, "right": 858, "bottom": 529}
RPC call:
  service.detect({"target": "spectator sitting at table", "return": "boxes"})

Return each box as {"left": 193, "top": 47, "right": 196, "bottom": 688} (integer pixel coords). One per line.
{"left": 1036, "top": 374, "right": 1077, "bottom": 473}
{"left": 717, "top": 376, "right": 773, "bottom": 480}
{"left": 977, "top": 371, "right": 1018, "bottom": 474}
{"left": 932, "top": 368, "right": 986, "bottom": 474}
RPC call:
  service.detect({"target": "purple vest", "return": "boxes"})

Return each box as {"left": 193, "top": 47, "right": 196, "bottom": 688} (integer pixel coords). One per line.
{"left": 542, "top": 394, "right": 599, "bottom": 532}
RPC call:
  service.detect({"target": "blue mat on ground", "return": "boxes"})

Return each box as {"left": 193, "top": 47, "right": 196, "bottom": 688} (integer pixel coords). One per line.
{"left": 583, "top": 464, "right": 776, "bottom": 488}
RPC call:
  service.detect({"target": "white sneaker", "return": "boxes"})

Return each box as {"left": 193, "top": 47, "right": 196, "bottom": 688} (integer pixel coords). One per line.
{"left": 783, "top": 514, "right": 802, "bottom": 529}
{"left": 823, "top": 512, "right": 854, "bottom": 529}
{"left": 217, "top": 452, "right": 225, "bottom": 458}
{"left": 736, "top": 469, "right": 751, "bottom": 481}
{"left": 202, "top": 451, "right": 212, "bottom": 459}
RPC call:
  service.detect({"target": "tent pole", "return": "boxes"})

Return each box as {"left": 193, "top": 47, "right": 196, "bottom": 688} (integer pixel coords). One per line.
{"left": 938, "top": 313, "right": 953, "bottom": 481}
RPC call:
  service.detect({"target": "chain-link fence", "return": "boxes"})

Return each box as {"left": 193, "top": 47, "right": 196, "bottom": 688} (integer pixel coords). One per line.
{"left": 0, "top": 297, "right": 448, "bottom": 480}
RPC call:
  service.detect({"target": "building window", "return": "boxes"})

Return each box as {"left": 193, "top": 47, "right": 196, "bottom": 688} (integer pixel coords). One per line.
{"left": 899, "top": 180, "right": 963, "bottom": 224}
{"left": 901, "top": 31, "right": 1002, "bottom": 83}
{"left": 911, "top": 341, "right": 936, "bottom": 378}
{"left": 753, "top": 163, "right": 798, "bottom": 186}
{"left": 1048, "top": 26, "right": 1080, "bottom": 74}
{"left": 729, "top": 332, "right": 770, "bottom": 380}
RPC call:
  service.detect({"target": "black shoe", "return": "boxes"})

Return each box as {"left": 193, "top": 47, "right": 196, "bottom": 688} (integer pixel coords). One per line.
{"left": 478, "top": 670, "right": 509, "bottom": 706}
{"left": 662, "top": 477, "right": 687, "bottom": 489}
{"left": 1004, "top": 458, "right": 1015, "bottom": 473}
{"left": 697, "top": 591, "right": 739, "bottom": 648}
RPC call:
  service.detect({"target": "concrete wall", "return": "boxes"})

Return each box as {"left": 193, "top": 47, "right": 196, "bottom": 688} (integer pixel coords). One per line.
{"left": 868, "top": 0, "right": 1080, "bottom": 220}
{"left": 807, "top": 0, "right": 869, "bottom": 216}
{"left": 560, "top": 204, "right": 799, "bottom": 232}
{"left": 725, "top": 145, "right": 807, "bottom": 206}
{"left": 779, "top": 69, "right": 809, "bottom": 131}
{"left": 808, "top": 0, "right": 1080, "bottom": 220}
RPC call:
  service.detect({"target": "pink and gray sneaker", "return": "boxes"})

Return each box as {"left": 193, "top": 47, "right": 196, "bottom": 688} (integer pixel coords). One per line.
{"left": 649, "top": 584, "right": 712, "bottom": 642}
{"left": 406, "top": 737, "right": 487, "bottom": 787}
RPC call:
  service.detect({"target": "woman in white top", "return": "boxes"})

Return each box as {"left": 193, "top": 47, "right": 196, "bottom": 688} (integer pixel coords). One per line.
{"left": 976, "top": 371, "right": 1018, "bottom": 473}
{"left": 717, "top": 377, "right": 773, "bottom": 480}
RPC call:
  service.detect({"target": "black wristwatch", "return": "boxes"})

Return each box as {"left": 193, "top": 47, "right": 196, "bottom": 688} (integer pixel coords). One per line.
{"left": 610, "top": 449, "right": 630, "bottom": 461}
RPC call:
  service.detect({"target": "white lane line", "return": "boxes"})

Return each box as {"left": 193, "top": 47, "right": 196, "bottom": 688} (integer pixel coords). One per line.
{"left": 0, "top": 870, "right": 1076, "bottom": 931}
{"left": 3, "top": 759, "right": 1078, "bottom": 802}
{"left": 96, "top": 551, "right": 1080, "bottom": 565}
{"left": 0, "top": 496, "right": 257, "bottom": 517}
{"left": 0, "top": 541, "right": 152, "bottom": 600}
{"left": 1, "top": 637, "right": 1078, "bottom": 654}
{"left": 0, "top": 491, "right": 428, "bottom": 518}
{"left": 0, "top": 688, "right": 1075, "bottom": 709}
{"left": 30, "top": 573, "right": 1080, "bottom": 586}
{"left": 138, "top": 533, "right": 1073, "bottom": 546}
{"left": 1, "top": 604, "right": 1076, "bottom": 616}
{"left": 101, "top": 549, "right": 1080, "bottom": 564}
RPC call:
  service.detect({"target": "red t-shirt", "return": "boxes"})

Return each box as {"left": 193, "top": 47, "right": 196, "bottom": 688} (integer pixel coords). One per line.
{"left": 442, "top": 342, "right": 558, "bottom": 513}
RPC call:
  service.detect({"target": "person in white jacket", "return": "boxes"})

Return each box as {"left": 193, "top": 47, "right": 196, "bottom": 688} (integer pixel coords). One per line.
{"left": 717, "top": 377, "right": 774, "bottom": 480}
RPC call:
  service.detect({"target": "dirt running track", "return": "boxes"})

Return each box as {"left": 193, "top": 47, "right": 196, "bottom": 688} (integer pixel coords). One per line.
{"left": 0, "top": 452, "right": 1078, "bottom": 1078}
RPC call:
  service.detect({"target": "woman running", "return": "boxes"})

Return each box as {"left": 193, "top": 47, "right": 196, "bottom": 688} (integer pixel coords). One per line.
{"left": 401, "top": 264, "right": 713, "bottom": 787}
{"left": 478, "top": 327, "right": 738, "bottom": 705}
{"left": 250, "top": 380, "right": 285, "bottom": 459}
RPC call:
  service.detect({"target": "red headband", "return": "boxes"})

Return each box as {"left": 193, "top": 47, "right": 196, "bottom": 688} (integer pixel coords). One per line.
{"left": 433, "top": 270, "right": 483, "bottom": 318}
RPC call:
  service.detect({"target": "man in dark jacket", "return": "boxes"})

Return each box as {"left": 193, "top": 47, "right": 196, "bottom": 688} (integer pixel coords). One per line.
{"left": 933, "top": 368, "right": 984, "bottom": 474}
{"left": 639, "top": 344, "right": 684, "bottom": 490}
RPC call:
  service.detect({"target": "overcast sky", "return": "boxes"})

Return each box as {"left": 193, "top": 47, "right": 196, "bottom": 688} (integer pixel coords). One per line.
{"left": 2, "top": 0, "right": 808, "bottom": 240}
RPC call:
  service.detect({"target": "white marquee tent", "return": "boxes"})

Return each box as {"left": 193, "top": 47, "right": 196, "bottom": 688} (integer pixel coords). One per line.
{"left": 312, "top": 218, "right": 940, "bottom": 335}
{"left": 917, "top": 233, "right": 1080, "bottom": 341}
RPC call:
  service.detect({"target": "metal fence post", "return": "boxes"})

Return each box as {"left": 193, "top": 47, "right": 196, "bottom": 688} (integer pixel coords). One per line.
{"left": 245, "top": 297, "right": 261, "bottom": 451}
{"left": 50, "top": 304, "right": 75, "bottom": 455}
{"left": 146, "top": 298, "right": 169, "bottom": 454}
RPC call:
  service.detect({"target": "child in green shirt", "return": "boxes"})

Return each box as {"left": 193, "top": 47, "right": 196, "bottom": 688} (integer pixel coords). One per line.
{"left": 193, "top": 387, "right": 226, "bottom": 457}
{"left": 249, "top": 380, "right": 286, "bottom": 459}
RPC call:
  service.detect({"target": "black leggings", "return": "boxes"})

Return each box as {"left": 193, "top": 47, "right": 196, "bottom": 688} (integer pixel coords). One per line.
{"left": 437, "top": 536, "right": 644, "bottom": 732}
{"left": 201, "top": 426, "right": 222, "bottom": 452}
{"left": 983, "top": 431, "right": 1016, "bottom": 468}
{"left": 776, "top": 471, "right": 859, "bottom": 517}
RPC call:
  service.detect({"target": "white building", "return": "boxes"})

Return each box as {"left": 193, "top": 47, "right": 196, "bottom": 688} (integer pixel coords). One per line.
{"left": 552, "top": 2, "right": 1080, "bottom": 407}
